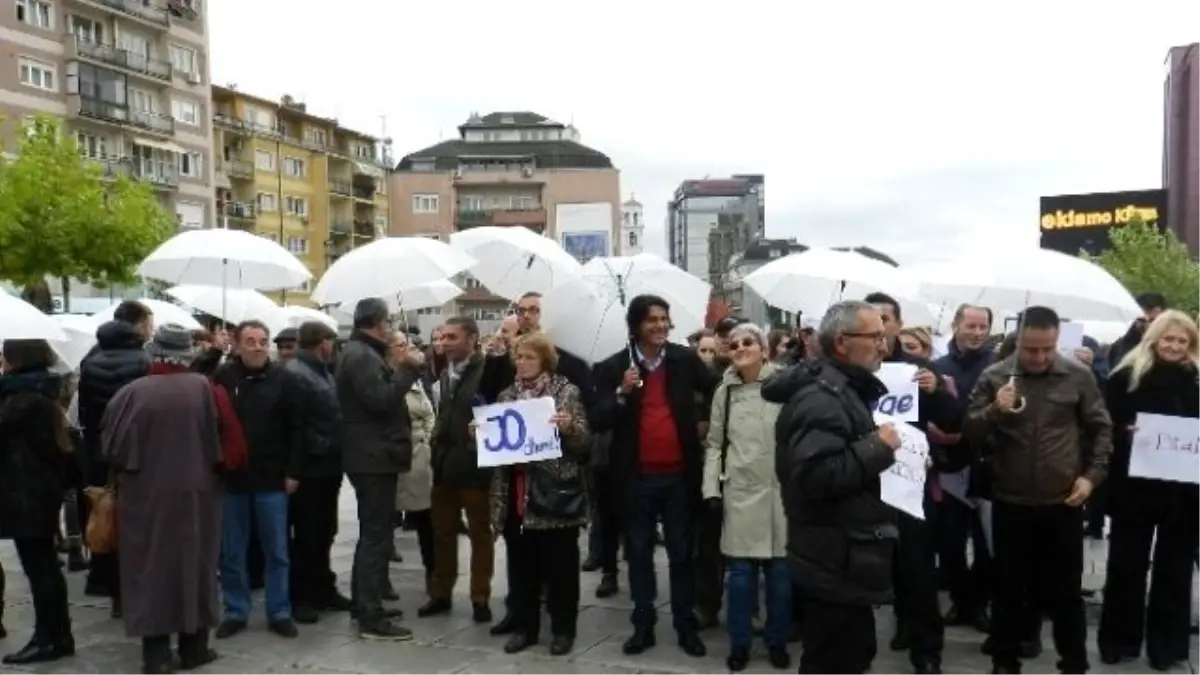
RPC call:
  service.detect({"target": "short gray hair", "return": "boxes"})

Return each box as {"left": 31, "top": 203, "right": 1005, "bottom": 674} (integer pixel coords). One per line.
{"left": 818, "top": 300, "right": 877, "bottom": 356}
{"left": 728, "top": 322, "right": 766, "bottom": 348}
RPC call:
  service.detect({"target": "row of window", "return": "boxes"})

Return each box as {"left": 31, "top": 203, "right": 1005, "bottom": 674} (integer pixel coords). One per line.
{"left": 250, "top": 150, "right": 308, "bottom": 178}
{"left": 254, "top": 193, "right": 308, "bottom": 217}
{"left": 75, "top": 131, "right": 205, "bottom": 179}
{"left": 18, "top": 58, "right": 204, "bottom": 129}
{"left": 410, "top": 194, "right": 540, "bottom": 214}
{"left": 240, "top": 104, "right": 376, "bottom": 161}
{"left": 257, "top": 233, "right": 310, "bottom": 256}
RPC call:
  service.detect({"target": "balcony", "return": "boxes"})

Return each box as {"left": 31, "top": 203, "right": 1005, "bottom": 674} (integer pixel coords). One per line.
{"left": 352, "top": 186, "right": 376, "bottom": 201}
{"left": 330, "top": 219, "right": 353, "bottom": 235}
{"left": 454, "top": 207, "right": 546, "bottom": 232}
{"left": 69, "top": 37, "right": 171, "bottom": 83}
{"left": 76, "top": 0, "right": 169, "bottom": 28}
{"left": 213, "top": 113, "right": 248, "bottom": 134}
{"left": 87, "top": 157, "right": 133, "bottom": 179}
{"left": 223, "top": 159, "right": 253, "bottom": 179}
{"left": 353, "top": 219, "right": 374, "bottom": 237}
{"left": 72, "top": 96, "right": 174, "bottom": 136}
{"left": 223, "top": 201, "right": 255, "bottom": 220}
{"left": 129, "top": 109, "right": 175, "bottom": 136}
{"left": 328, "top": 180, "right": 353, "bottom": 197}
{"left": 133, "top": 165, "right": 179, "bottom": 190}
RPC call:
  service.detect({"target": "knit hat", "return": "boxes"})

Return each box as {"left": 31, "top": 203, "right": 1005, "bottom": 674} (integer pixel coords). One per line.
{"left": 146, "top": 323, "right": 197, "bottom": 365}
{"left": 273, "top": 327, "right": 298, "bottom": 345}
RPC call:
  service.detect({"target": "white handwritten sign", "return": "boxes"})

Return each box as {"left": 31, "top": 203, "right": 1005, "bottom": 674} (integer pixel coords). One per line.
{"left": 1057, "top": 321, "right": 1085, "bottom": 359}
{"left": 472, "top": 396, "right": 563, "bottom": 468}
{"left": 872, "top": 363, "right": 920, "bottom": 422}
{"left": 875, "top": 412, "right": 929, "bottom": 520}
{"left": 1129, "top": 413, "right": 1199, "bottom": 484}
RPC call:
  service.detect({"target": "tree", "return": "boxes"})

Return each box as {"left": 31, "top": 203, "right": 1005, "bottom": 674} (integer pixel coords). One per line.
{"left": 0, "top": 115, "right": 175, "bottom": 312}
{"left": 1080, "top": 216, "right": 1200, "bottom": 316}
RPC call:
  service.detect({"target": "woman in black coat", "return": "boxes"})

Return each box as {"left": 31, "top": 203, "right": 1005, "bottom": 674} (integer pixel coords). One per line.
{"left": 0, "top": 340, "right": 75, "bottom": 665}
{"left": 1098, "top": 310, "right": 1200, "bottom": 672}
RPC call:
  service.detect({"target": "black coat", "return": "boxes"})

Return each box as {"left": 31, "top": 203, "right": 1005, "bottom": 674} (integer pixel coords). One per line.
{"left": 213, "top": 358, "right": 302, "bottom": 492}
{"left": 590, "top": 343, "right": 715, "bottom": 522}
{"left": 762, "top": 359, "right": 898, "bottom": 606}
{"left": 335, "top": 332, "right": 418, "bottom": 475}
{"left": 0, "top": 369, "right": 70, "bottom": 539}
{"left": 284, "top": 350, "right": 343, "bottom": 478}
{"left": 78, "top": 320, "right": 149, "bottom": 466}
{"left": 931, "top": 340, "right": 997, "bottom": 474}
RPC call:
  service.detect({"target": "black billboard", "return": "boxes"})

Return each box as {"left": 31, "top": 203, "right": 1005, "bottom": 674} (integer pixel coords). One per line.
{"left": 1039, "top": 189, "right": 1167, "bottom": 256}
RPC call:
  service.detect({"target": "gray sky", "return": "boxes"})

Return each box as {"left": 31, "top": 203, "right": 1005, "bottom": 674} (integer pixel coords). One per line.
{"left": 209, "top": 0, "right": 1198, "bottom": 264}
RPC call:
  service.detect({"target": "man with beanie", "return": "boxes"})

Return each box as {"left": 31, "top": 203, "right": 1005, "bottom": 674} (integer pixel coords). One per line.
{"left": 274, "top": 328, "right": 299, "bottom": 362}
{"left": 337, "top": 298, "right": 423, "bottom": 640}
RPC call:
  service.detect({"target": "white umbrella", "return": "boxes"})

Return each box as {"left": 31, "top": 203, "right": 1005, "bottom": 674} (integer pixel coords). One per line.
{"left": 744, "top": 248, "right": 937, "bottom": 327}
{"left": 910, "top": 250, "right": 1143, "bottom": 322}
{"left": 278, "top": 305, "right": 339, "bottom": 331}
{"left": 93, "top": 298, "right": 203, "bottom": 331}
{"left": 326, "top": 281, "right": 462, "bottom": 325}
{"left": 166, "top": 285, "right": 285, "bottom": 334}
{"left": 0, "top": 293, "right": 68, "bottom": 341}
{"left": 541, "top": 253, "right": 710, "bottom": 363}
{"left": 449, "top": 226, "right": 582, "bottom": 301}
{"left": 311, "top": 237, "right": 475, "bottom": 309}
{"left": 138, "top": 229, "right": 312, "bottom": 291}
{"left": 51, "top": 314, "right": 100, "bottom": 369}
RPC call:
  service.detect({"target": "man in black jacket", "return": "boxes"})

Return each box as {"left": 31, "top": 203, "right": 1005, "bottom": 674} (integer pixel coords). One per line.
{"left": 283, "top": 321, "right": 348, "bottom": 624}
{"left": 78, "top": 299, "right": 153, "bottom": 616}
{"left": 337, "top": 299, "right": 422, "bottom": 640}
{"left": 762, "top": 299, "right": 902, "bottom": 674}
{"left": 212, "top": 320, "right": 303, "bottom": 640}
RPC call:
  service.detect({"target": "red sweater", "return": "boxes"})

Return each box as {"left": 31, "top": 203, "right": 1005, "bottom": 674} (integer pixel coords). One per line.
{"left": 637, "top": 367, "right": 683, "bottom": 474}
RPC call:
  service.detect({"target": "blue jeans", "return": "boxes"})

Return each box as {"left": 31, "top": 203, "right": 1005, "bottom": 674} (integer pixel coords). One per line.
{"left": 626, "top": 473, "right": 695, "bottom": 633}
{"left": 220, "top": 491, "right": 291, "bottom": 621}
{"left": 727, "top": 557, "right": 791, "bottom": 649}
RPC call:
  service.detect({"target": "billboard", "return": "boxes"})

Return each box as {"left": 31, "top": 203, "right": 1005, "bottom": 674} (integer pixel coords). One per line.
{"left": 555, "top": 202, "right": 614, "bottom": 264}
{"left": 1039, "top": 189, "right": 1167, "bottom": 256}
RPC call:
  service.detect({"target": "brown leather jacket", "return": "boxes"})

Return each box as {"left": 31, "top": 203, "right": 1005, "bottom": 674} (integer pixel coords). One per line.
{"left": 965, "top": 355, "right": 1112, "bottom": 506}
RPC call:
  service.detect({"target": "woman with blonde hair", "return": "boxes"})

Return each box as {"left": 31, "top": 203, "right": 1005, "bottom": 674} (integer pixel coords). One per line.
{"left": 897, "top": 326, "right": 933, "bottom": 361}
{"left": 1098, "top": 310, "right": 1199, "bottom": 671}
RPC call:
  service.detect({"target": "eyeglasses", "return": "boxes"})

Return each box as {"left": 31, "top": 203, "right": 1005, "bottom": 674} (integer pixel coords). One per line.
{"left": 843, "top": 331, "right": 887, "bottom": 343}
{"left": 729, "top": 337, "right": 759, "bottom": 351}
{"left": 514, "top": 306, "right": 540, "bottom": 316}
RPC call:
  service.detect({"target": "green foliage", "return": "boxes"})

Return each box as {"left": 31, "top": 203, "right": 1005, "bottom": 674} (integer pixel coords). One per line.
{"left": 0, "top": 115, "right": 175, "bottom": 295}
{"left": 1080, "top": 216, "right": 1199, "bottom": 315}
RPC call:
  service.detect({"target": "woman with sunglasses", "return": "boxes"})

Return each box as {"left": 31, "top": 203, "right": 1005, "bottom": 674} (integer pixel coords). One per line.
{"left": 702, "top": 323, "right": 790, "bottom": 672}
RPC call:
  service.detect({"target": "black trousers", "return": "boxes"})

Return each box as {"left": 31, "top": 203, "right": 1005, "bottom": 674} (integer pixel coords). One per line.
{"left": 406, "top": 509, "right": 435, "bottom": 593}
{"left": 693, "top": 505, "right": 724, "bottom": 618}
{"left": 990, "top": 502, "right": 1087, "bottom": 673}
{"left": 142, "top": 631, "right": 210, "bottom": 666}
{"left": 15, "top": 537, "right": 71, "bottom": 643}
{"left": 1098, "top": 483, "right": 1198, "bottom": 663}
{"left": 894, "top": 508, "right": 944, "bottom": 665}
{"left": 938, "top": 495, "right": 992, "bottom": 614}
{"left": 289, "top": 475, "right": 342, "bottom": 607}
{"left": 799, "top": 597, "right": 877, "bottom": 674}
{"left": 505, "top": 519, "right": 580, "bottom": 639}
{"left": 593, "top": 468, "right": 621, "bottom": 575}
{"left": 348, "top": 473, "right": 398, "bottom": 622}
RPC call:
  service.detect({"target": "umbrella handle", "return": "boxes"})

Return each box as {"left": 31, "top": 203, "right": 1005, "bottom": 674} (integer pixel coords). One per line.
{"left": 1007, "top": 375, "right": 1027, "bottom": 415}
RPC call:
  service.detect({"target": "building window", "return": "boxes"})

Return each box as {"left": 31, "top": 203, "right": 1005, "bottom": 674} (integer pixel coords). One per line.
{"left": 284, "top": 196, "right": 308, "bottom": 217}
{"left": 169, "top": 44, "right": 196, "bottom": 78}
{"left": 286, "top": 236, "right": 308, "bottom": 255}
{"left": 282, "top": 156, "right": 305, "bottom": 177}
{"left": 17, "top": 57, "right": 55, "bottom": 91}
{"left": 459, "top": 195, "right": 484, "bottom": 212}
{"left": 254, "top": 149, "right": 275, "bottom": 171}
{"left": 179, "top": 151, "right": 203, "bottom": 178}
{"left": 412, "top": 194, "right": 439, "bottom": 214}
{"left": 67, "top": 14, "right": 102, "bottom": 42}
{"left": 171, "top": 99, "right": 199, "bottom": 126}
{"left": 629, "top": 232, "right": 638, "bottom": 247}
{"left": 257, "top": 193, "right": 277, "bottom": 212}
{"left": 75, "top": 132, "right": 109, "bottom": 160}
{"left": 304, "top": 128, "right": 326, "bottom": 147}
{"left": 118, "top": 31, "right": 149, "bottom": 57}
{"left": 16, "top": 0, "right": 52, "bottom": 29}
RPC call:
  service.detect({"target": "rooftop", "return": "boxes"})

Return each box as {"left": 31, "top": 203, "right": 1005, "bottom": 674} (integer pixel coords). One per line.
{"left": 211, "top": 84, "right": 380, "bottom": 142}
{"left": 459, "top": 111, "right": 566, "bottom": 131}
{"left": 395, "top": 139, "right": 613, "bottom": 171}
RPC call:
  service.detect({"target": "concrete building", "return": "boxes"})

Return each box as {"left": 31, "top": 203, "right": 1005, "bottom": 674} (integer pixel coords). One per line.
{"left": 390, "top": 111, "right": 620, "bottom": 334}
{"left": 1163, "top": 43, "right": 1198, "bottom": 257}
{"left": 210, "top": 85, "right": 392, "bottom": 305}
{"left": 666, "top": 174, "right": 764, "bottom": 284}
{"left": 620, "top": 194, "right": 644, "bottom": 255}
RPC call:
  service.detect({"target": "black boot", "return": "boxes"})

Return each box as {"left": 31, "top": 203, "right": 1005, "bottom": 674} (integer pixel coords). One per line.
{"left": 595, "top": 573, "right": 618, "bottom": 598}
{"left": 177, "top": 631, "right": 218, "bottom": 671}
{"left": 141, "top": 635, "right": 176, "bottom": 674}
{"left": 581, "top": 553, "right": 601, "bottom": 572}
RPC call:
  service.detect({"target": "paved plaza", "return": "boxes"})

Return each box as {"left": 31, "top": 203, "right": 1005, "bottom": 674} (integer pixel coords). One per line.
{"left": 0, "top": 485, "right": 1195, "bottom": 674}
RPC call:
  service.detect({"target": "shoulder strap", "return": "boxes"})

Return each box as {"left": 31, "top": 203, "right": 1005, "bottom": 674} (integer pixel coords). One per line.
{"left": 718, "top": 384, "right": 733, "bottom": 488}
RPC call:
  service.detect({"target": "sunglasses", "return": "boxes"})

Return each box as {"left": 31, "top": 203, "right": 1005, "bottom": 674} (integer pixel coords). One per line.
{"left": 729, "top": 337, "right": 759, "bottom": 351}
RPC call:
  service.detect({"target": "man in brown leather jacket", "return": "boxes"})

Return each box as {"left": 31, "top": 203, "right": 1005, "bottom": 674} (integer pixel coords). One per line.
{"left": 964, "top": 306, "right": 1112, "bottom": 675}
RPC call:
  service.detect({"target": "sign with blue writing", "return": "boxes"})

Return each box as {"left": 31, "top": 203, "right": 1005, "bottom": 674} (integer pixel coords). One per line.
{"left": 472, "top": 396, "right": 563, "bottom": 468}
{"left": 871, "top": 363, "right": 920, "bottom": 423}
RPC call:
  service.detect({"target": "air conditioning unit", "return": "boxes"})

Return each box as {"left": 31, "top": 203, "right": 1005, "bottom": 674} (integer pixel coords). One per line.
{"left": 186, "top": 72, "right": 202, "bottom": 84}
{"left": 521, "top": 166, "right": 533, "bottom": 178}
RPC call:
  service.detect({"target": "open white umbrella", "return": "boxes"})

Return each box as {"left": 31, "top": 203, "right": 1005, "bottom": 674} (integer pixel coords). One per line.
{"left": 449, "top": 226, "right": 582, "bottom": 301}
{"left": 744, "top": 248, "right": 937, "bottom": 326}
{"left": 278, "top": 305, "right": 339, "bottom": 331}
{"left": 0, "top": 293, "right": 68, "bottom": 341}
{"left": 326, "top": 281, "right": 462, "bottom": 325}
{"left": 541, "top": 253, "right": 710, "bottom": 363}
{"left": 138, "top": 229, "right": 312, "bottom": 291}
{"left": 93, "top": 298, "right": 202, "bottom": 331}
{"left": 167, "top": 285, "right": 285, "bottom": 334}
{"left": 909, "top": 249, "right": 1143, "bottom": 322}
{"left": 311, "top": 237, "right": 475, "bottom": 309}
{"left": 50, "top": 314, "right": 101, "bottom": 369}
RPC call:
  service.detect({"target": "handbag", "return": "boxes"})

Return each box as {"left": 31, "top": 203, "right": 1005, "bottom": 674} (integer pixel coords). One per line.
{"left": 526, "top": 471, "right": 587, "bottom": 520}
{"left": 717, "top": 385, "right": 733, "bottom": 499}
{"left": 84, "top": 483, "right": 118, "bottom": 554}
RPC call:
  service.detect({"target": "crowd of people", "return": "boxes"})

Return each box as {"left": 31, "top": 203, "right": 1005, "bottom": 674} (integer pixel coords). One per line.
{"left": 0, "top": 287, "right": 1195, "bottom": 675}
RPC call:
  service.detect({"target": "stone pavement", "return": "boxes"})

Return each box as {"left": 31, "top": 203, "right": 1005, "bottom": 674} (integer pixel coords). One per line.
{"left": 0, "top": 485, "right": 1195, "bottom": 674}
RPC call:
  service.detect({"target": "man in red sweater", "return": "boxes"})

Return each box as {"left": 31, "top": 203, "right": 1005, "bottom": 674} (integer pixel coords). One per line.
{"left": 591, "top": 294, "right": 717, "bottom": 659}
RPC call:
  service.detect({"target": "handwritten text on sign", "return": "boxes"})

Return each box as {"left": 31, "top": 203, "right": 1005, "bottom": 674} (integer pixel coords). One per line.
{"left": 472, "top": 396, "right": 563, "bottom": 468}
{"left": 1129, "top": 412, "right": 1199, "bottom": 485}
{"left": 872, "top": 363, "right": 920, "bottom": 423}
{"left": 875, "top": 412, "right": 929, "bottom": 520}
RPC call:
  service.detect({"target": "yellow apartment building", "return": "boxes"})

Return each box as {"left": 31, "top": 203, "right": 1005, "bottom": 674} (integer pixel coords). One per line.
{"left": 209, "top": 85, "right": 391, "bottom": 305}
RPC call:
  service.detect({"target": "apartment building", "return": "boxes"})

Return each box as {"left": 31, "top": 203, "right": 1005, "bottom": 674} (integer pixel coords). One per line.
{"left": 390, "top": 111, "right": 620, "bottom": 332}
{"left": 667, "top": 174, "right": 765, "bottom": 285}
{"left": 2, "top": 0, "right": 214, "bottom": 238}
{"left": 210, "top": 85, "right": 392, "bottom": 305}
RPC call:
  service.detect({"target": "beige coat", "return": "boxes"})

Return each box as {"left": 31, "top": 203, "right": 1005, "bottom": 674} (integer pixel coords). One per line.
{"left": 396, "top": 382, "right": 435, "bottom": 511}
{"left": 703, "top": 361, "right": 787, "bottom": 559}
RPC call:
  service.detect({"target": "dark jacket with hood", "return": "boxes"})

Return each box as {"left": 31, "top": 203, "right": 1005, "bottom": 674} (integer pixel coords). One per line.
{"left": 213, "top": 356, "right": 302, "bottom": 492}
{"left": 0, "top": 368, "right": 71, "bottom": 539}
{"left": 762, "top": 358, "right": 898, "bottom": 606}
{"left": 78, "top": 320, "right": 150, "bottom": 466}
{"left": 284, "top": 349, "right": 343, "bottom": 478}
{"left": 336, "top": 330, "right": 419, "bottom": 475}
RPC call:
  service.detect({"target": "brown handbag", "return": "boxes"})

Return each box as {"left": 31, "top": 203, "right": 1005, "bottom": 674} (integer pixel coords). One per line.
{"left": 84, "top": 485, "right": 118, "bottom": 554}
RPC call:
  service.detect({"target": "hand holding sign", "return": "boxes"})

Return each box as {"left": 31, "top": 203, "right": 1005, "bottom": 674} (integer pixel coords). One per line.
{"left": 1129, "top": 412, "right": 1199, "bottom": 484}
{"left": 913, "top": 369, "right": 938, "bottom": 393}
{"left": 472, "top": 397, "right": 563, "bottom": 468}
{"left": 873, "top": 363, "right": 920, "bottom": 422}
{"left": 874, "top": 412, "right": 930, "bottom": 520}
{"left": 877, "top": 423, "right": 902, "bottom": 450}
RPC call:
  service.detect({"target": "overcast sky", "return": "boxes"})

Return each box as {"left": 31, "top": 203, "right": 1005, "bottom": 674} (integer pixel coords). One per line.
{"left": 209, "top": 0, "right": 1198, "bottom": 264}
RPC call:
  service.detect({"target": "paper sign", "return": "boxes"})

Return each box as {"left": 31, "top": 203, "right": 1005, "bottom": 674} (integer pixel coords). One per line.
{"left": 1129, "top": 413, "right": 1199, "bottom": 484}
{"left": 471, "top": 396, "right": 562, "bottom": 468}
{"left": 872, "top": 363, "right": 920, "bottom": 422}
{"left": 875, "top": 412, "right": 929, "bottom": 520}
{"left": 938, "top": 468, "right": 972, "bottom": 506}
{"left": 1057, "top": 321, "right": 1085, "bottom": 359}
